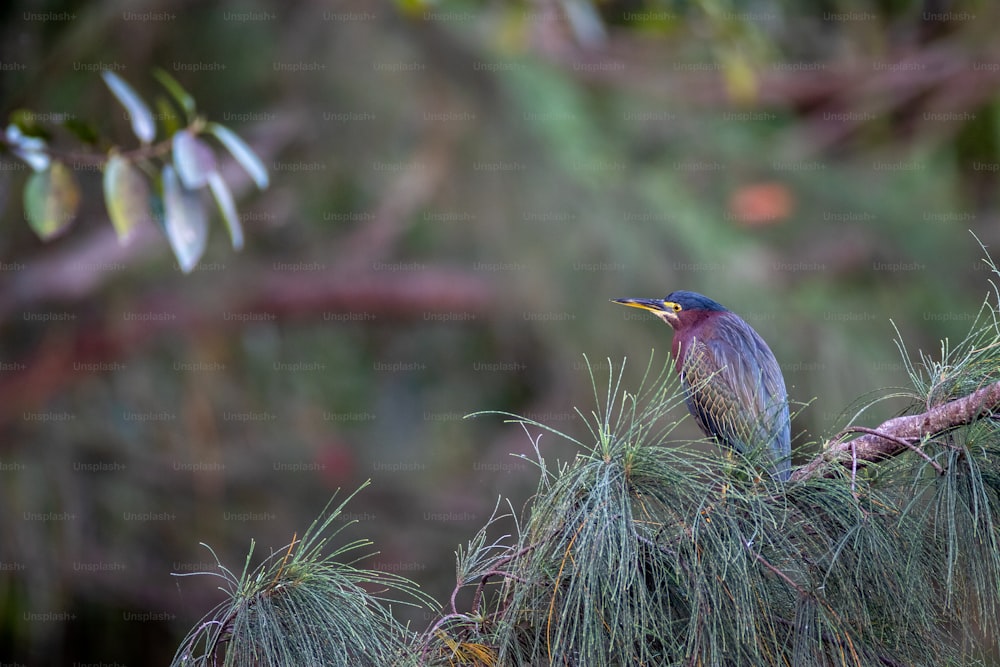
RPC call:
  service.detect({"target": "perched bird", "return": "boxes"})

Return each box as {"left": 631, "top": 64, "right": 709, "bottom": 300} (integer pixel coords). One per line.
{"left": 613, "top": 291, "right": 791, "bottom": 480}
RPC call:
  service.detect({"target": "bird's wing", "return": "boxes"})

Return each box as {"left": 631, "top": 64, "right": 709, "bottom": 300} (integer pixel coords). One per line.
{"left": 679, "top": 336, "right": 746, "bottom": 449}
{"left": 681, "top": 314, "right": 790, "bottom": 471}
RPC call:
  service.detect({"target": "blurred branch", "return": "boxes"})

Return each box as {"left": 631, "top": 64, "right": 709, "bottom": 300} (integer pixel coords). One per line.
{"left": 337, "top": 110, "right": 458, "bottom": 273}
{"left": 0, "top": 268, "right": 493, "bottom": 426}
{"left": 544, "top": 31, "right": 1000, "bottom": 107}
{"left": 792, "top": 379, "right": 1000, "bottom": 480}
{"left": 536, "top": 30, "right": 1000, "bottom": 154}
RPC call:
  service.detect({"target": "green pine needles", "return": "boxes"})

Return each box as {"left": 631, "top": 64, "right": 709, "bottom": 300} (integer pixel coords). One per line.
{"left": 175, "top": 257, "right": 1000, "bottom": 666}
{"left": 449, "top": 354, "right": 968, "bottom": 666}
{"left": 171, "top": 482, "right": 432, "bottom": 667}
{"left": 424, "top": 278, "right": 1000, "bottom": 664}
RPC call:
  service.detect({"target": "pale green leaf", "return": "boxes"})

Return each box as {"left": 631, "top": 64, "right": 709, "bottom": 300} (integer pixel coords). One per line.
{"left": 103, "top": 153, "right": 154, "bottom": 244}
{"left": 207, "top": 171, "right": 243, "bottom": 250}
{"left": 172, "top": 129, "right": 217, "bottom": 189}
{"left": 154, "top": 96, "right": 181, "bottom": 138}
{"left": 149, "top": 191, "right": 166, "bottom": 233}
{"left": 719, "top": 50, "right": 758, "bottom": 105}
{"left": 206, "top": 122, "right": 269, "bottom": 189}
{"left": 153, "top": 67, "right": 196, "bottom": 117}
{"left": 101, "top": 71, "right": 156, "bottom": 144}
{"left": 8, "top": 109, "right": 49, "bottom": 139}
{"left": 5, "top": 124, "right": 50, "bottom": 172}
{"left": 24, "top": 161, "right": 80, "bottom": 240}
{"left": 162, "top": 164, "right": 208, "bottom": 273}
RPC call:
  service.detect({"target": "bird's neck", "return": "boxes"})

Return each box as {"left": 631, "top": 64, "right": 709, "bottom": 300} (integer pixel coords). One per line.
{"left": 668, "top": 311, "right": 717, "bottom": 369}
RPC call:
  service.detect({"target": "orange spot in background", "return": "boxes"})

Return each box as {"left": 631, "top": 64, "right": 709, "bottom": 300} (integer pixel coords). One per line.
{"left": 728, "top": 182, "right": 794, "bottom": 227}
{"left": 318, "top": 439, "right": 357, "bottom": 486}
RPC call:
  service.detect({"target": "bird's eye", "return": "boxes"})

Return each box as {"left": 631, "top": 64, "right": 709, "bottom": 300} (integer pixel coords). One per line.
{"left": 671, "top": 303, "right": 682, "bottom": 312}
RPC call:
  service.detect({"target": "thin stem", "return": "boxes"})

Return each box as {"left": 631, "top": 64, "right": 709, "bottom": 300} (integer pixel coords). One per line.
{"left": 420, "top": 613, "right": 469, "bottom": 663}
{"left": 270, "top": 533, "right": 298, "bottom": 587}
{"left": 752, "top": 550, "right": 808, "bottom": 598}
{"left": 1, "top": 124, "right": 182, "bottom": 167}
{"left": 470, "top": 543, "right": 536, "bottom": 616}
{"left": 45, "top": 138, "right": 175, "bottom": 165}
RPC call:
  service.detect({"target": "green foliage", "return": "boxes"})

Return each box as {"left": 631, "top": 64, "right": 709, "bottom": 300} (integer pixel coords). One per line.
{"left": 473, "top": 357, "right": 943, "bottom": 666}
{"left": 154, "top": 68, "right": 197, "bottom": 119}
{"left": 171, "top": 482, "right": 432, "bottom": 667}
{"left": 206, "top": 122, "right": 269, "bottom": 190}
{"left": 23, "top": 160, "right": 80, "bottom": 240}
{"left": 2, "top": 70, "right": 267, "bottom": 272}
{"left": 207, "top": 171, "right": 243, "bottom": 250}
{"left": 103, "top": 153, "right": 154, "bottom": 242}
{"left": 415, "top": 322, "right": 1000, "bottom": 665}
{"left": 172, "top": 129, "right": 218, "bottom": 189}
{"left": 102, "top": 71, "right": 156, "bottom": 144}
{"left": 168, "top": 262, "right": 1000, "bottom": 665}
{"left": 161, "top": 164, "right": 208, "bottom": 273}
{"left": 903, "top": 433, "right": 1000, "bottom": 638}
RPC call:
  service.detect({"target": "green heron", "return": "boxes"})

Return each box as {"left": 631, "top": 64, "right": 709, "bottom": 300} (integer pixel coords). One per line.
{"left": 613, "top": 291, "right": 791, "bottom": 481}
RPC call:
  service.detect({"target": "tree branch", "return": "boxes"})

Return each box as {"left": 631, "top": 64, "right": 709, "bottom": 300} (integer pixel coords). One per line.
{"left": 840, "top": 426, "right": 945, "bottom": 475}
{"left": 791, "top": 380, "right": 1000, "bottom": 481}
{"left": 0, "top": 269, "right": 493, "bottom": 426}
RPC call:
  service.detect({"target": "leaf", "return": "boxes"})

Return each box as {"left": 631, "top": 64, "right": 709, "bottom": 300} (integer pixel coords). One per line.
{"left": 207, "top": 171, "right": 243, "bottom": 250}
{"left": 153, "top": 68, "right": 196, "bottom": 117}
{"left": 103, "top": 153, "right": 154, "bottom": 244}
{"left": 23, "top": 161, "right": 80, "bottom": 240}
{"left": 206, "top": 122, "right": 269, "bottom": 189}
{"left": 62, "top": 117, "right": 100, "bottom": 145}
{"left": 162, "top": 164, "right": 208, "bottom": 273}
{"left": 8, "top": 109, "right": 49, "bottom": 139}
{"left": 155, "top": 96, "right": 181, "bottom": 138}
{"left": 172, "top": 129, "right": 217, "bottom": 189}
{"left": 5, "top": 123, "right": 50, "bottom": 172}
{"left": 719, "top": 50, "right": 758, "bottom": 105}
{"left": 101, "top": 71, "right": 156, "bottom": 144}
{"left": 149, "top": 191, "right": 166, "bottom": 233}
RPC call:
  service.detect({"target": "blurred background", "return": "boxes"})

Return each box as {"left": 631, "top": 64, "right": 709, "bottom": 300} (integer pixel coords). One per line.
{"left": 2, "top": 0, "right": 1000, "bottom": 663}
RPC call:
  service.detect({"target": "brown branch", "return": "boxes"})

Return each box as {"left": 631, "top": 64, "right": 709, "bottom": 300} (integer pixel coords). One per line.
{"left": 336, "top": 102, "right": 459, "bottom": 274}
{"left": 469, "top": 543, "right": 536, "bottom": 616}
{"left": 840, "top": 426, "right": 945, "bottom": 475}
{"left": 534, "top": 31, "right": 1000, "bottom": 115}
{"left": 753, "top": 551, "right": 808, "bottom": 598}
{"left": 0, "top": 269, "right": 494, "bottom": 427}
{"left": 791, "top": 380, "right": 1000, "bottom": 481}
{"left": 0, "top": 132, "right": 174, "bottom": 168}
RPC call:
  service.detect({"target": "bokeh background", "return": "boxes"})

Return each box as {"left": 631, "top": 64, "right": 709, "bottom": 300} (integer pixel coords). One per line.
{"left": 3, "top": 0, "right": 1000, "bottom": 663}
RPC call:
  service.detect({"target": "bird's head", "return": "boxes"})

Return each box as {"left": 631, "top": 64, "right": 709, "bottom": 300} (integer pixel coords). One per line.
{"left": 612, "top": 290, "right": 728, "bottom": 330}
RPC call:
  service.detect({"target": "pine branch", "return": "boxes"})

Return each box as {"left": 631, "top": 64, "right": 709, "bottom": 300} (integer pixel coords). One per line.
{"left": 792, "top": 379, "right": 1000, "bottom": 480}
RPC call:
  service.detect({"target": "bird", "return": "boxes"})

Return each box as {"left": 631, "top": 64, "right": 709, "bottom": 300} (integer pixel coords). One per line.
{"left": 613, "top": 290, "right": 791, "bottom": 481}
